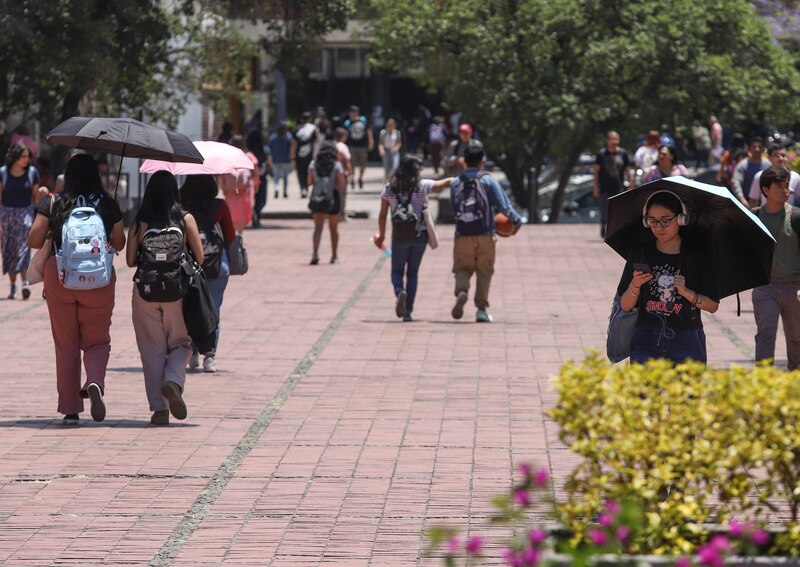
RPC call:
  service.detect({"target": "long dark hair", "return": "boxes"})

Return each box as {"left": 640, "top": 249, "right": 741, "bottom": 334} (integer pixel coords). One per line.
{"left": 52, "top": 154, "right": 107, "bottom": 231}
{"left": 388, "top": 155, "right": 422, "bottom": 198}
{"left": 5, "top": 141, "right": 30, "bottom": 168}
{"left": 133, "top": 171, "right": 185, "bottom": 232}
{"left": 646, "top": 191, "right": 695, "bottom": 272}
{"left": 314, "top": 141, "right": 338, "bottom": 177}
{"left": 180, "top": 174, "right": 218, "bottom": 222}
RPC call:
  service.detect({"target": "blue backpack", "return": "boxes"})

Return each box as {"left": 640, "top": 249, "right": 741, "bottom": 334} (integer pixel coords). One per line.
{"left": 56, "top": 195, "right": 114, "bottom": 290}
{"left": 453, "top": 172, "right": 492, "bottom": 236}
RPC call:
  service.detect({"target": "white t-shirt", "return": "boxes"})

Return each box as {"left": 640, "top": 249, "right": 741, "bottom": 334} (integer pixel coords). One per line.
{"left": 749, "top": 169, "right": 800, "bottom": 206}
{"left": 380, "top": 129, "right": 402, "bottom": 150}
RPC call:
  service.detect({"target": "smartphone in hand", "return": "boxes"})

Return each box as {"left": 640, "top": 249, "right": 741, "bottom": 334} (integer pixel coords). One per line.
{"left": 633, "top": 263, "right": 652, "bottom": 274}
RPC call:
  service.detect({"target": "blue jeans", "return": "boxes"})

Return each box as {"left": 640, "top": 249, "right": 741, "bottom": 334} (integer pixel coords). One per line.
{"left": 391, "top": 232, "right": 428, "bottom": 315}
{"left": 629, "top": 321, "right": 707, "bottom": 364}
{"left": 272, "top": 162, "right": 291, "bottom": 195}
{"left": 382, "top": 150, "right": 400, "bottom": 177}
{"left": 194, "top": 249, "right": 230, "bottom": 356}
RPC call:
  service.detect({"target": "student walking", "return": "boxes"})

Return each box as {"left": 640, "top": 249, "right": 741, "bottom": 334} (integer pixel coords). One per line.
{"left": 616, "top": 190, "right": 719, "bottom": 364}
{"left": 27, "top": 154, "right": 125, "bottom": 425}
{"left": 0, "top": 141, "right": 42, "bottom": 299}
{"left": 126, "top": 171, "right": 204, "bottom": 425}
{"left": 378, "top": 118, "right": 402, "bottom": 178}
{"left": 450, "top": 142, "right": 522, "bottom": 323}
{"left": 180, "top": 175, "right": 235, "bottom": 373}
{"left": 308, "top": 141, "right": 346, "bottom": 265}
{"left": 375, "top": 156, "right": 452, "bottom": 321}
{"left": 751, "top": 166, "right": 800, "bottom": 370}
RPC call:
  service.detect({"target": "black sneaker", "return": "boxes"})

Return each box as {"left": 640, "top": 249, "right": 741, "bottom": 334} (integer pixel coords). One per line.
{"left": 87, "top": 383, "right": 106, "bottom": 422}
{"left": 21, "top": 282, "right": 31, "bottom": 300}
{"left": 310, "top": 254, "right": 320, "bottom": 265}
{"left": 160, "top": 381, "right": 187, "bottom": 420}
{"left": 63, "top": 414, "right": 79, "bottom": 425}
{"left": 150, "top": 410, "right": 169, "bottom": 426}
{"left": 452, "top": 291, "right": 468, "bottom": 320}
{"left": 395, "top": 291, "right": 407, "bottom": 318}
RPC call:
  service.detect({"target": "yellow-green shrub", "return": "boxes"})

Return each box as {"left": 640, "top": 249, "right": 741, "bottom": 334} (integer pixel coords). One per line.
{"left": 550, "top": 354, "right": 800, "bottom": 555}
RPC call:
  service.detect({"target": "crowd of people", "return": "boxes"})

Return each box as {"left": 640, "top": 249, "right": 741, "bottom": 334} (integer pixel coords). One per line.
{"left": 2, "top": 107, "right": 799, "bottom": 425}
{"left": 596, "top": 122, "right": 800, "bottom": 370}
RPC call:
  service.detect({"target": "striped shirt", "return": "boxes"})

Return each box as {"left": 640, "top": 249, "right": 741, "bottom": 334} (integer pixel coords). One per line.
{"left": 380, "top": 179, "right": 435, "bottom": 218}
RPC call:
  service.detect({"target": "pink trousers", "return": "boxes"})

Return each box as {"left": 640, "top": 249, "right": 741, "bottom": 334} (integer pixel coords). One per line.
{"left": 44, "top": 256, "right": 116, "bottom": 415}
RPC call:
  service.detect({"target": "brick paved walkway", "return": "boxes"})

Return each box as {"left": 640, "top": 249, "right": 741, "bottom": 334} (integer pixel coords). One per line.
{"left": 0, "top": 174, "right": 780, "bottom": 565}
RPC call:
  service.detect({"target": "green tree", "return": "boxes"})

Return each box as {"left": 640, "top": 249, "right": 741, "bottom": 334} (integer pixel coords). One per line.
{"left": 368, "top": 0, "right": 800, "bottom": 222}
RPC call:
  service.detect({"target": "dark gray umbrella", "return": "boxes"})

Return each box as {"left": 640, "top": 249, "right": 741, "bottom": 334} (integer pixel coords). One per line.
{"left": 605, "top": 176, "right": 775, "bottom": 299}
{"left": 45, "top": 116, "right": 204, "bottom": 163}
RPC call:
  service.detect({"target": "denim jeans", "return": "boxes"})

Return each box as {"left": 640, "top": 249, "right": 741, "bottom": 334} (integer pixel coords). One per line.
{"left": 194, "top": 249, "right": 230, "bottom": 356}
{"left": 629, "top": 322, "right": 707, "bottom": 364}
{"left": 382, "top": 150, "right": 400, "bottom": 178}
{"left": 272, "top": 162, "right": 291, "bottom": 195}
{"left": 391, "top": 232, "right": 428, "bottom": 315}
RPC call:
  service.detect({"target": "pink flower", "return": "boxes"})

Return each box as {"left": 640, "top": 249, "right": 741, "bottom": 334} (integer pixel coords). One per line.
{"left": 709, "top": 535, "right": 731, "bottom": 552}
{"left": 522, "top": 547, "right": 541, "bottom": 566}
{"left": 502, "top": 547, "right": 517, "bottom": 566}
{"left": 518, "top": 462, "right": 532, "bottom": 479}
{"left": 697, "top": 546, "right": 722, "bottom": 567}
{"left": 598, "top": 513, "right": 614, "bottom": 527}
{"left": 675, "top": 556, "right": 693, "bottom": 567}
{"left": 514, "top": 488, "right": 531, "bottom": 507}
{"left": 533, "top": 468, "right": 550, "bottom": 488}
{"left": 616, "top": 526, "right": 630, "bottom": 542}
{"left": 589, "top": 528, "right": 608, "bottom": 547}
{"left": 752, "top": 530, "right": 770, "bottom": 546}
{"left": 528, "top": 529, "right": 547, "bottom": 546}
{"left": 446, "top": 537, "right": 461, "bottom": 554}
{"left": 605, "top": 500, "right": 621, "bottom": 515}
{"left": 728, "top": 520, "right": 744, "bottom": 538}
{"left": 466, "top": 535, "right": 485, "bottom": 555}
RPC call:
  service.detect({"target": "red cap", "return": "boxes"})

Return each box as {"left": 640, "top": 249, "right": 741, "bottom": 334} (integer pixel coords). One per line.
{"left": 459, "top": 123, "right": 473, "bottom": 135}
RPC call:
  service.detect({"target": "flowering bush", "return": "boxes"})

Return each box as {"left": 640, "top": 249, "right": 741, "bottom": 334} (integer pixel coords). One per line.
{"left": 427, "top": 354, "right": 800, "bottom": 564}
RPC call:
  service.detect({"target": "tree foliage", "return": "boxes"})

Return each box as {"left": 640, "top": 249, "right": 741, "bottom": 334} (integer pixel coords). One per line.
{"left": 368, "top": 0, "right": 800, "bottom": 222}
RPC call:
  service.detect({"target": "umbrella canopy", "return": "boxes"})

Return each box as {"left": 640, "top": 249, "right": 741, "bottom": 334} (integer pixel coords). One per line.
{"left": 46, "top": 116, "right": 204, "bottom": 164}
{"left": 139, "top": 141, "right": 253, "bottom": 175}
{"left": 605, "top": 176, "right": 775, "bottom": 299}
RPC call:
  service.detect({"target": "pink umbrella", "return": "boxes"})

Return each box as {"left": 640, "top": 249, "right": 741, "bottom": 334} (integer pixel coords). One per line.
{"left": 139, "top": 140, "right": 253, "bottom": 175}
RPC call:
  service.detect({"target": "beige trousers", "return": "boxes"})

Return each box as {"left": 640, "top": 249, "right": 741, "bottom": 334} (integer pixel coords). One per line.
{"left": 452, "top": 235, "right": 496, "bottom": 310}
{"left": 131, "top": 288, "right": 191, "bottom": 412}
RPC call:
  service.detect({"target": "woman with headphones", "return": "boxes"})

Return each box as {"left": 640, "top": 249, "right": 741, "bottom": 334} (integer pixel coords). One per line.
{"left": 616, "top": 190, "right": 720, "bottom": 363}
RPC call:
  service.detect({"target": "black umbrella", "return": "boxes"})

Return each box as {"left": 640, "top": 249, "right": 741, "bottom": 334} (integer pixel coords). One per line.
{"left": 45, "top": 116, "right": 204, "bottom": 163}
{"left": 605, "top": 176, "right": 775, "bottom": 299}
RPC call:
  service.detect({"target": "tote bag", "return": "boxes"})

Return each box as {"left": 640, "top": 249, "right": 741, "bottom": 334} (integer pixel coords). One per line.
{"left": 422, "top": 198, "right": 439, "bottom": 250}
{"left": 183, "top": 263, "right": 220, "bottom": 354}
{"left": 606, "top": 294, "right": 639, "bottom": 363}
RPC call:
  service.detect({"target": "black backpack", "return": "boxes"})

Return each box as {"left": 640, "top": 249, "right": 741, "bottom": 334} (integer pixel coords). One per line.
{"left": 135, "top": 227, "right": 190, "bottom": 302}
{"left": 391, "top": 191, "right": 419, "bottom": 241}
{"left": 197, "top": 201, "right": 224, "bottom": 279}
{"left": 308, "top": 174, "right": 336, "bottom": 213}
{"left": 453, "top": 172, "right": 492, "bottom": 236}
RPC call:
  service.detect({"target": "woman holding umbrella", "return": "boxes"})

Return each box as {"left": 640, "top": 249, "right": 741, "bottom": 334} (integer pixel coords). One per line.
{"left": 616, "top": 190, "right": 719, "bottom": 363}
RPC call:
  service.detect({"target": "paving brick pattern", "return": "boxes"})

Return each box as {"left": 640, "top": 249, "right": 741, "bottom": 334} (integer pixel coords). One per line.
{"left": 0, "top": 178, "right": 783, "bottom": 565}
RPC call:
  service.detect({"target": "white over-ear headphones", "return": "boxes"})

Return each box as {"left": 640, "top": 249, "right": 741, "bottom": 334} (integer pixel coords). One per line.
{"left": 642, "top": 190, "right": 689, "bottom": 227}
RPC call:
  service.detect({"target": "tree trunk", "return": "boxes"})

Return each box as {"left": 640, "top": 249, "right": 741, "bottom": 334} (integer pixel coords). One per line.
{"left": 548, "top": 136, "right": 590, "bottom": 224}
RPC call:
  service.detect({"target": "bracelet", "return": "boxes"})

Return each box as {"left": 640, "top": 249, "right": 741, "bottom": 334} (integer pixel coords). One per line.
{"left": 629, "top": 286, "right": 640, "bottom": 297}
{"left": 692, "top": 291, "right": 700, "bottom": 306}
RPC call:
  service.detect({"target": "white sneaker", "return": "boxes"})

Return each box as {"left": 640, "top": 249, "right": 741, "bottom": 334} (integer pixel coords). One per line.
{"left": 203, "top": 356, "right": 217, "bottom": 373}
{"left": 188, "top": 353, "right": 200, "bottom": 369}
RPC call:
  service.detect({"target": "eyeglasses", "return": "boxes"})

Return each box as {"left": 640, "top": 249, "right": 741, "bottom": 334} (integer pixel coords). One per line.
{"left": 644, "top": 215, "right": 677, "bottom": 228}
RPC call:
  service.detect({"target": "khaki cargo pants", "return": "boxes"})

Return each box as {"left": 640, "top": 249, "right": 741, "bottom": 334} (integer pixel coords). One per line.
{"left": 452, "top": 234, "right": 496, "bottom": 310}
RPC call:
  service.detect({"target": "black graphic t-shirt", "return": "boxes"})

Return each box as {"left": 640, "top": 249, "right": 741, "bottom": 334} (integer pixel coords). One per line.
{"left": 595, "top": 147, "right": 630, "bottom": 195}
{"left": 616, "top": 242, "right": 720, "bottom": 330}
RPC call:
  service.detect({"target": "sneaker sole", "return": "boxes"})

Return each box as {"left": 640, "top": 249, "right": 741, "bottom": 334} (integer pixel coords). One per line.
{"left": 451, "top": 294, "right": 468, "bottom": 320}
{"left": 21, "top": 287, "right": 30, "bottom": 300}
{"left": 395, "top": 291, "right": 407, "bottom": 318}
{"left": 161, "top": 381, "right": 187, "bottom": 420}
{"left": 87, "top": 384, "right": 106, "bottom": 422}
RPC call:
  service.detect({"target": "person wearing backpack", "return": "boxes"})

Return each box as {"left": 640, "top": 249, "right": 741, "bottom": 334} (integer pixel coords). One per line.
{"left": 307, "top": 141, "right": 346, "bottom": 265}
{"left": 374, "top": 155, "right": 452, "bottom": 321}
{"left": 179, "top": 174, "right": 235, "bottom": 373}
{"left": 126, "top": 171, "right": 204, "bottom": 426}
{"left": 27, "top": 154, "right": 125, "bottom": 425}
{"left": 0, "top": 141, "right": 44, "bottom": 299}
{"left": 450, "top": 141, "right": 522, "bottom": 323}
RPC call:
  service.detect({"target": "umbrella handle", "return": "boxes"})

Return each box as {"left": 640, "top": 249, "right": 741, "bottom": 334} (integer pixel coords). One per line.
{"left": 114, "top": 141, "right": 126, "bottom": 202}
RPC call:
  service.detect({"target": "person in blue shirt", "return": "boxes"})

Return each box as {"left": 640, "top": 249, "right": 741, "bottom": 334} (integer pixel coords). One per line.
{"left": 268, "top": 122, "right": 294, "bottom": 199}
{"left": 450, "top": 141, "right": 522, "bottom": 323}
